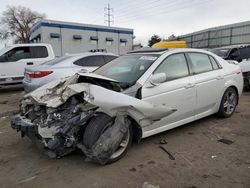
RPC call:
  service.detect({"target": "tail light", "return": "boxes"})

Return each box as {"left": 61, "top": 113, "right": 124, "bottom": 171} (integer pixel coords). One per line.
{"left": 28, "top": 71, "right": 53, "bottom": 78}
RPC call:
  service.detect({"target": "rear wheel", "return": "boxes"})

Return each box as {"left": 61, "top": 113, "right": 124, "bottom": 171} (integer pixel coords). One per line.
{"left": 83, "top": 113, "right": 132, "bottom": 164}
{"left": 218, "top": 87, "right": 238, "bottom": 118}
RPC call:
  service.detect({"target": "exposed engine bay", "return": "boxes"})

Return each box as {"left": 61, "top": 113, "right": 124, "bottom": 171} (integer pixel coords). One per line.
{"left": 11, "top": 73, "right": 176, "bottom": 164}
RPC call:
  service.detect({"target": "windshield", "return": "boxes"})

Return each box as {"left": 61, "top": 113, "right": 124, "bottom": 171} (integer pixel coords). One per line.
{"left": 94, "top": 54, "right": 159, "bottom": 85}
{"left": 0, "top": 46, "right": 12, "bottom": 56}
{"left": 210, "top": 48, "right": 230, "bottom": 58}
{"left": 42, "top": 55, "right": 72, "bottom": 65}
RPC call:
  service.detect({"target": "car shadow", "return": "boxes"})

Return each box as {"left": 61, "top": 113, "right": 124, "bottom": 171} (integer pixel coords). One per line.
{"left": 0, "top": 84, "right": 23, "bottom": 93}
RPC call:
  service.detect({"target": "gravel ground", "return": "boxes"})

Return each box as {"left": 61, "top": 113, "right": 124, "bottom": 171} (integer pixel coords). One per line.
{"left": 0, "top": 86, "right": 249, "bottom": 188}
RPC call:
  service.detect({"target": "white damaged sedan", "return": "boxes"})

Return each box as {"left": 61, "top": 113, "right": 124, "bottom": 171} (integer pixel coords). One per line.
{"left": 11, "top": 48, "right": 243, "bottom": 164}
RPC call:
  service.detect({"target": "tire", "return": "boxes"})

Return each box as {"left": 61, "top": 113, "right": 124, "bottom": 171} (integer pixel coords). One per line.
{"left": 217, "top": 87, "right": 238, "bottom": 118}
{"left": 83, "top": 113, "right": 132, "bottom": 164}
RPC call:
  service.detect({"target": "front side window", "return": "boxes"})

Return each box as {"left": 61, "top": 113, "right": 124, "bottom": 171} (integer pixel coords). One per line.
{"left": 154, "top": 53, "right": 189, "bottom": 82}
{"left": 5, "top": 47, "right": 31, "bottom": 62}
{"left": 188, "top": 53, "right": 213, "bottom": 74}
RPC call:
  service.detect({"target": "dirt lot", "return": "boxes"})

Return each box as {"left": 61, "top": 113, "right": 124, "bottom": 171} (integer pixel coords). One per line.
{"left": 0, "top": 86, "right": 249, "bottom": 188}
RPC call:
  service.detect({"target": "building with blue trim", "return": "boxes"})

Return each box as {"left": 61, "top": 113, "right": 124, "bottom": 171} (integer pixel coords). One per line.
{"left": 31, "top": 19, "right": 134, "bottom": 56}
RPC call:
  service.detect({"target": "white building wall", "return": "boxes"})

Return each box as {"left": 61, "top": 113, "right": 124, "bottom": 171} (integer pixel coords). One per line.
{"left": 30, "top": 20, "right": 134, "bottom": 56}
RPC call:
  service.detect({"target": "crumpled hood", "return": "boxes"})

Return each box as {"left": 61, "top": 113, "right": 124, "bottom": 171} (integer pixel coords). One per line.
{"left": 25, "top": 73, "right": 176, "bottom": 127}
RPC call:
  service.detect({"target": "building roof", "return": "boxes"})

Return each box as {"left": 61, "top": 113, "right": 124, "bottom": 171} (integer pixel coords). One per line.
{"left": 31, "top": 19, "right": 134, "bottom": 35}
{"left": 179, "top": 20, "right": 250, "bottom": 38}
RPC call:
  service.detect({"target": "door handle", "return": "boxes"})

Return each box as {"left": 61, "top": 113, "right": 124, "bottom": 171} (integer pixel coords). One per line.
{"left": 216, "top": 75, "right": 224, "bottom": 80}
{"left": 27, "top": 62, "right": 34, "bottom": 65}
{"left": 185, "top": 83, "right": 196, "bottom": 89}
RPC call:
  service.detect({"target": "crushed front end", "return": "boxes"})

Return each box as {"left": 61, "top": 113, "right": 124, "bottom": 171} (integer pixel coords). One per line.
{"left": 11, "top": 94, "right": 96, "bottom": 158}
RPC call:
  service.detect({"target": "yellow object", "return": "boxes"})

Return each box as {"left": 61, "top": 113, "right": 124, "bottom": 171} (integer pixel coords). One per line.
{"left": 152, "top": 41, "right": 187, "bottom": 48}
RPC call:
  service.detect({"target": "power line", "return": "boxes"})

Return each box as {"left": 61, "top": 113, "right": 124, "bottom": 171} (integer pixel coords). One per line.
{"left": 116, "top": 0, "right": 196, "bottom": 21}
{"left": 104, "top": 4, "right": 114, "bottom": 26}
{"left": 117, "top": 0, "right": 212, "bottom": 24}
{"left": 115, "top": 0, "right": 174, "bottom": 18}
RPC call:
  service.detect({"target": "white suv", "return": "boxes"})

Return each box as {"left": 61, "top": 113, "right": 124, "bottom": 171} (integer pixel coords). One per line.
{"left": 0, "top": 43, "right": 55, "bottom": 85}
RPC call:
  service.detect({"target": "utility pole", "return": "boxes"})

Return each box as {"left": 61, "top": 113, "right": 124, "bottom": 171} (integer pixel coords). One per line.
{"left": 104, "top": 4, "right": 114, "bottom": 27}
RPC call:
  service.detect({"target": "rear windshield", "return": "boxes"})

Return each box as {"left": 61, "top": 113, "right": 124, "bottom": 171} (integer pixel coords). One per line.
{"left": 43, "top": 56, "right": 72, "bottom": 65}
{"left": 210, "top": 48, "right": 230, "bottom": 58}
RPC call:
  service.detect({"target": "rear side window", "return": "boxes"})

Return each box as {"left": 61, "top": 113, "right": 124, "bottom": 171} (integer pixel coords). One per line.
{"left": 154, "top": 53, "right": 189, "bottom": 82}
{"left": 74, "top": 55, "right": 106, "bottom": 67}
{"left": 188, "top": 53, "right": 213, "bottom": 74}
{"left": 30, "top": 46, "right": 48, "bottom": 58}
{"left": 209, "top": 56, "right": 220, "bottom": 69}
{"left": 103, "top": 55, "right": 117, "bottom": 63}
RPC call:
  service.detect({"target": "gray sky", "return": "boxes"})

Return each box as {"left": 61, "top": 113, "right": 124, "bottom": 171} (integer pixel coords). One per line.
{"left": 0, "top": 0, "right": 250, "bottom": 48}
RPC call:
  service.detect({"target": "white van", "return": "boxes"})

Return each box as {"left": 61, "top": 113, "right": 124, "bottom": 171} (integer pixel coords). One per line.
{"left": 0, "top": 43, "right": 55, "bottom": 85}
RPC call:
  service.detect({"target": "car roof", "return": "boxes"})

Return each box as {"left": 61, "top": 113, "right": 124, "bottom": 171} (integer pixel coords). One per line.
{"left": 213, "top": 44, "right": 250, "bottom": 49}
{"left": 128, "top": 47, "right": 168, "bottom": 54}
{"left": 8, "top": 43, "right": 51, "bottom": 47}
{"left": 127, "top": 48, "right": 211, "bottom": 56}
{"left": 66, "top": 52, "right": 118, "bottom": 57}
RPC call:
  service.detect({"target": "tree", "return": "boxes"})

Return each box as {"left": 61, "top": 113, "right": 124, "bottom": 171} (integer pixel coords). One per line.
{"left": 168, "top": 34, "right": 177, "bottom": 40}
{"left": 0, "top": 6, "right": 45, "bottom": 43}
{"left": 148, "top": 34, "right": 161, "bottom": 47}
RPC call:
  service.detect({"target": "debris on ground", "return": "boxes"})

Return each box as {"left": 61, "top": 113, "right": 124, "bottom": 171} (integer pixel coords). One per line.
{"left": 218, "top": 138, "right": 234, "bottom": 145}
{"left": 141, "top": 182, "right": 160, "bottom": 188}
{"left": 159, "top": 138, "right": 168, "bottom": 145}
{"left": 159, "top": 145, "right": 175, "bottom": 160}
{"left": 211, "top": 155, "right": 217, "bottom": 159}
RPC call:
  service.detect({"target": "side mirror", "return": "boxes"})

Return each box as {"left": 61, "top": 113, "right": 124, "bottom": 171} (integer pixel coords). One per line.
{"left": 148, "top": 73, "right": 166, "bottom": 87}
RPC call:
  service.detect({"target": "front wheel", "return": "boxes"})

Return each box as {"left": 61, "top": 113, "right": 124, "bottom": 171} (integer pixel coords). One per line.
{"left": 217, "top": 87, "right": 238, "bottom": 118}
{"left": 83, "top": 113, "right": 132, "bottom": 164}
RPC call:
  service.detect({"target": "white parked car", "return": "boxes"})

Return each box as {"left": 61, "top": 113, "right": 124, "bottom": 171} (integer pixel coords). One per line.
{"left": 0, "top": 43, "right": 55, "bottom": 85}
{"left": 11, "top": 48, "right": 243, "bottom": 164}
{"left": 22, "top": 52, "right": 117, "bottom": 92}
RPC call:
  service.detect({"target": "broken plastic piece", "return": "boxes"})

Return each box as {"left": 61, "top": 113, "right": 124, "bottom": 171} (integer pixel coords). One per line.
{"left": 218, "top": 138, "right": 234, "bottom": 145}
{"left": 159, "top": 145, "right": 175, "bottom": 160}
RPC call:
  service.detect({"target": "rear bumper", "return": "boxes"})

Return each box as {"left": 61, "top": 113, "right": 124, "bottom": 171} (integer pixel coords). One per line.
{"left": 22, "top": 80, "right": 41, "bottom": 92}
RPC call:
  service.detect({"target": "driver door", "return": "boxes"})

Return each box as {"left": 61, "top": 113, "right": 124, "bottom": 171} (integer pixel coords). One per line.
{"left": 141, "top": 53, "right": 196, "bottom": 134}
{"left": 0, "top": 47, "right": 31, "bottom": 79}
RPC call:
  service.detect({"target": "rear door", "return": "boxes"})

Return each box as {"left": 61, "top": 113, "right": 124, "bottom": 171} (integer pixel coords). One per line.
{"left": 141, "top": 53, "right": 196, "bottom": 133}
{"left": 187, "top": 52, "right": 225, "bottom": 118}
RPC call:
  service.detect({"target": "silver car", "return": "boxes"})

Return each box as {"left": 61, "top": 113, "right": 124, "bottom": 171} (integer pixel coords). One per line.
{"left": 22, "top": 52, "right": 117, "bottom": 92}
{"left": 12, "top": 48, "right": 243, "bottom": 165}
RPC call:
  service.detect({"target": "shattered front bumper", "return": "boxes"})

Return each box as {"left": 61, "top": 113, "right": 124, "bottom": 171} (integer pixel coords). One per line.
{"left": 10, "top": 114, "right": 46, "bottom": 151}
{"left": 11, "top": 114, "right": 36, "bottom": 137}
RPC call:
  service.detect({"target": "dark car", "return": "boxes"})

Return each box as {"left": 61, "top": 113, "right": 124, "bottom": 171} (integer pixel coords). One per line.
{"left": 211, "top": 45, "right": 250, "bottom": 89}
{"left": 210, "top": 44, "right": 250, "bottom": 62}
